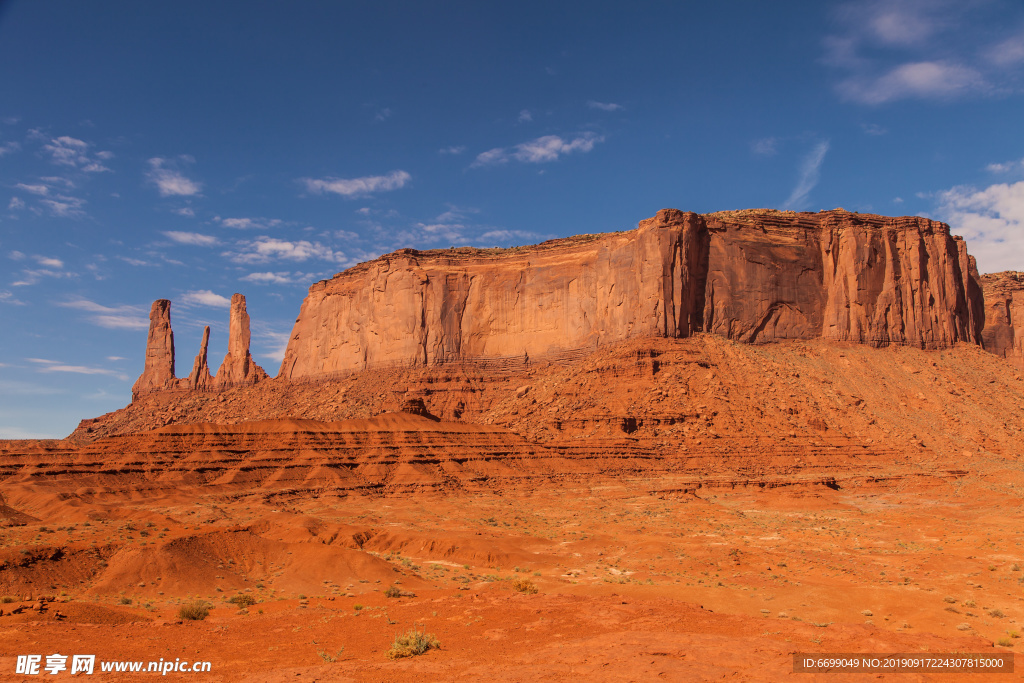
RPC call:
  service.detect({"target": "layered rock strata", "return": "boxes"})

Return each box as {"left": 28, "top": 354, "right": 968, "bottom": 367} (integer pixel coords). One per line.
{"left": 131, "top": 294, "right": 267, "bottom": 400}
{"left": 279, "top": 208, "right": 985, "bottom": 379}
{"left": 980, "top": 271, "right": 1024, "bottom": 368}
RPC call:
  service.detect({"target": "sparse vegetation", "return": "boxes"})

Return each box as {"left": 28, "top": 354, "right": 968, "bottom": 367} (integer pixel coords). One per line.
{"left": 386, "top": 625, "right": 440, "bottom": 659}
{"left": 228, "top": 594, "right": 256, "bottom": 608}
{"left": 989, "top": 609, "right": 1005, "bottom": 618}
{"left": 178, "top": 601, "right": 211, "bottom": 621}
{"left": 384, "top": 586, "right": 402, "bottom": 598}
{"left": 119, "top": 597, "right": 132, "bottom": 605}
{"left": 511, "top": 578, "right": 538, "bottom": 594}
{"left": 317, "top": 647, "right": 344, "bottom": 662}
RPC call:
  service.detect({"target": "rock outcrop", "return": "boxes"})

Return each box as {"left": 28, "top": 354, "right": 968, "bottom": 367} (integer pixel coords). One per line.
{"left": 131, "top": 300, "right": 176, "bottom": 398}
{"left": 187, "top": 326, "right": 213, "bottom": 390}
{"left": 213, "top": 294, "right": 269, "bottom": 388}
{"left": 279, "top": 209, "right": 986, "bottom": 379}
{"left": 980, "top": 271, "right": 1024, "bottom": 368}
{"left": 131, "top": 294, "right": 267, "bottom": 400}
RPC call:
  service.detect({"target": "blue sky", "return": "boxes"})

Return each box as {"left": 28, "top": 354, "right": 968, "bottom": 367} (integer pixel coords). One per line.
{"left": 1, "top": 0, "right": 1023, "bottom": 438}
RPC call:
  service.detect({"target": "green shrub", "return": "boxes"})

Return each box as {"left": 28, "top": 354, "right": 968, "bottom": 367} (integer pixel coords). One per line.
{"left": 178, "top": 601, "right": 211, "bottom": 621}
{"left": 386, "top": 625, "right": 439, "bottom": 659}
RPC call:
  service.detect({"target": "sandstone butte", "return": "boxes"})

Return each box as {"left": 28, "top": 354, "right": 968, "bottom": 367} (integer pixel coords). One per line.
{"left": 133, "top": 208, "right": 1022, "bottom": 396}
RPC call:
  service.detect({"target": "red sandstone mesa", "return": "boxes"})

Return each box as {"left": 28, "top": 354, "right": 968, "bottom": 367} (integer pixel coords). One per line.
{"left": 130, "top": 300, "right": 177, "bottom": 397}
{"left": 213, "top": 293, "right": 269, "bottom": 388}
{"left": 278, "top": 208, "right": 986, "bottom": 379}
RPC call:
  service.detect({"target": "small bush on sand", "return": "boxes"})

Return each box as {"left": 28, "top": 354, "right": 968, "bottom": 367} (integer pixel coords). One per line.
{"left": 998, "top": 638, "right": 1013, "bottom": 647}
{"left": 228, "top": 594, "right": 256, "bottom": 608}
{"left": 119, "top": 597, "right": 132, "bottom": 605}
{"left": 384, "top": 586, "right": 402, "bottom": 598}
{"left": 511, "top": 578, "right": 538, "bottom": 594}
{"left": 386, "top": 625, "right": 439, "bottom": 659}
{"left": 178, "top": 601, "right": 211, "bottom": 621}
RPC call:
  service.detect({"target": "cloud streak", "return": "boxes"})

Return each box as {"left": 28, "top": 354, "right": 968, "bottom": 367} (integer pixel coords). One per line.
{"left": 301, "top": 170, "right": 410, "bottom": 198}
{"left": 56, "top": 298, "right": 148, "bottom": 330}
{"left": 472, "top": 133, "right": 603, "bottom": 167}
{"left": 783, "top": 141, "right": 830, "bottom": 210}
{"left": 163, "top": 231, "right": 217, "bottom": 246}
{"left": 147, "top": 157, "right": 202, "bottom": 196}
{"left": 181, "top": 290, "right": 232, "bottom": 308}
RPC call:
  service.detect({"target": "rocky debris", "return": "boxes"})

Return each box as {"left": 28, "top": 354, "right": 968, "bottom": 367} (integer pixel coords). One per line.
{"left": 279, "top": 209, "right": 986, "bottom": 379}
{"left": 980, "top": 271, "right": 1024, "bottom": 369}
{"left": 187, "top": 326, "right": 213, "bottom": 390}
{"left": 214, "top": 294, "right": 269, "bottom": 388}
{"left": 131, "top": 300, "right": 178, "bottom": 399}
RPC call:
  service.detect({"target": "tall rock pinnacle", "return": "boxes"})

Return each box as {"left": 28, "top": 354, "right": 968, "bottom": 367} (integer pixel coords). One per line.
{"left": 213, "top": 293, "right": 269, "bottom": 387}
{"left": 131, "top": 299, "right": 177, "bottom": 399}
{"left": 187, "top": 326, "right": 213, "bottom": 390}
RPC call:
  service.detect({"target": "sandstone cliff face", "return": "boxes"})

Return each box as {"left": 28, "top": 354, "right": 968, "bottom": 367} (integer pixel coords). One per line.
{"left": 279, "top": 209, "right": 986, "bottom": 379}
{"left": 980, "top": 271, "right": 1024, "bottom": 368}
{"left": 131, "top": 300, "right": 176, "bottom": 398}
{"left": 131, "top": 294, "right": 267, "bottom": 400}
{"left": 214, "top": 294, "right": 269, "bottom": 387}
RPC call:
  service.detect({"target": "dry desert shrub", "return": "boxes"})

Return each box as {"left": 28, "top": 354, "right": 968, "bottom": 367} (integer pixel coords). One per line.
{"left": 998, "top": 638, "right": 1013, "bottom": 647}
{"left": 228, "top": 594, "right": 256, "bottom": 608}
{"left": 384, "top": 586, "right": 402, "bottom": 598}
{"left": 511, "top": 578, "right": 538, "bottom": 594}
{"left": 178, "top": 601, "right": 211, "bottom": 621}
{"left": 386, "top": 625, "right": 439, "bottom": 659}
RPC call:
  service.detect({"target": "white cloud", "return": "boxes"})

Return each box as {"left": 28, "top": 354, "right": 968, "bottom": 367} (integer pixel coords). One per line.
{"left": 15, "top": 183, "right": 48, "bottom": 195}
{"left": 301, "top": 170, "right": 411, "bottom": 198}
{"left": 518, "top": 109, "right": 533, "bottom": 122}
{"left": 163, "top": 231, "right": 217, "bottom": 246}
{"left": 174, "top": 207, "right": 196, "bottom": 217}
{"left": 472, "top": 133, "right": 604, "bottom": 167}
{"left": 984, "top": 33, "right": 1024, "bottom": 66}
{"left": 40, "top": 195, "right": 87, "bottom": 218}
{"left": 0, "top": 290, "right": 26, "bottom": 305}
{"left": 181, "top": 289, "right": 232, "bottom": 308}
{"left": 986, "top": 158, "right": 1024, "bottom": 174}
{"left": 42, "top": 136, "right": 112, "bottom": 172}
{"left": 751, "top": 137, "right": 778, "bottom": 155}
{"left": 861, "top": 123, "right": 887, "bottom": 136}
{"left": 216, "top": 216, "right": 283, "bottom": 230}
{"left": 936, "top": 180, "right": 1024, "bottom": 273}
{"left": 0, "top": 141, "right": 19, "bottom": 156}
{"left": 439, "top": 146, "right": 465, "bottom": 155}
{"left": 240, "top": 271, "right": 295, "bottom": 284}
{"left": 146, "top": 157, "right": 202, "bottom": 196}
{"left": 783, "top": 140, "right": 830, "bottom": 210}
{"left": 837, "top": 61, "right": 985, "bottom": 104}
{"left": 56, "top": 298, "right": 148, "bottom": 329}
{"left": 27, "top": 357, "right": 127, "bottom": 380}
{"left": 587, "top": 100, "right": 623, "bottom": 111}
{"left": 9, "top": 250, "right": 25, "bottom": 260}
{"left": 33, "top": 255, "right": 63, "bottom": 268}
{"left": 477, "top": 229, "right": 539, "bottom": 243}
{"left": 375, "top": 107, "right": 392, "bottom": 122}
{"left": 226, "top": 237, "right": 345, "bottom": 264}
{"left": 8, "top": 196, "right": 25, "bottom": 210}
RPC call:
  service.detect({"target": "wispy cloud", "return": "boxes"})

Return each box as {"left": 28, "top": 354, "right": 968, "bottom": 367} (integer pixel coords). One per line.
{"left": 751, "top": 137, "right": 778, "bottom": 156}
{"left": 374, "top": 107, "right": 392, "bottom": 122}
{"left": 56, "top": 298, "right": 148, "bottom": 330}
{"left": 471, "top": 133, "right": 604, "bottom": 167}
{"left": 163, "top": 231, "right": 217, "bottom": 246}
{"left": 225, "top": 237, "right": 346, "bottom": 264}
{"left": 240, "top": 271, "right": 301, "bottom": 284}
{"left": 783, "top": 140, "right": 830, "bottom": 210}
{"left": 215, "top": 216, "right": 283, "bottom": 230}
{"left": 0, "top": 141, "right": 19, "bottom": 156}
{"left": 301, "top": 170, "right": 411, "bottom": 198}
{"left": 587, "top": 100, "right": 623, "bottom": 111}
{"left": 861, "top": 123, "right": 888, "bottom": 136}
{"left": 439, "top": 146, "right": 465, "bottom": 155}
{"left": 837, "top": 61, "right": 985, "bottom": 104}
{"left": 33, "top": 255, "right": 63, "bottom": 268}
{"left": 181, "top": 289, "right": 231, "bottom": 308}
{"left": 40, "top": 195, "right": 87, "bottom": 218}
{"left": 27, "top": 357, "right": 127, "bottom": 380}
{"left": 147, "top": 157, "right": 202, "bottom": 196}
{"left": 15, "top": 183, "right": 49, "bottom": 195}
{"left": 823, "top": 1, "right": 1013, "bottom": 105}
{"left": 0, "top": 290, "right": 26, "bottom": 305}
{"left": 8, "top": 196, "right": 25, "bottom": 210}
{"left": 518, "top": 109, "right": 533, "bottom": 122}
{"left": 42, "top": 135, "right": 112, "bottom": 172}
{"left": 986, "top": 158, "right": 1024, "bottom": 174}
{"left": 936, "top": 179, "right": 1024, "bottom": 273}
